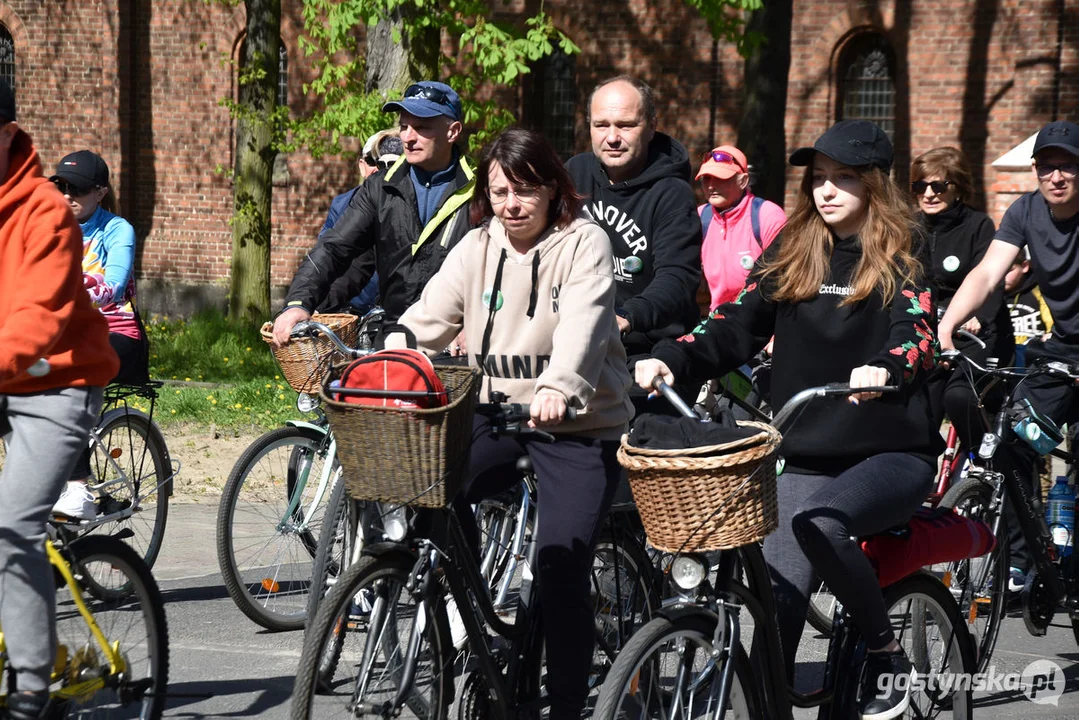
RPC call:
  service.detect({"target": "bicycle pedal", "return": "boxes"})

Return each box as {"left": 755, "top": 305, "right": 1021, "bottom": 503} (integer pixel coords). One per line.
{"left": 97, "top": 495, "right": 132, "bottom": 515}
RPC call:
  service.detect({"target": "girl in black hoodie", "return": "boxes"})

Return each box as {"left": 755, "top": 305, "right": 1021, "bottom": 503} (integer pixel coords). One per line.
{"left": 912, "top": 146, "right": 1014, "bottom": 455}
{"left": 635, "top": 120, "right": 939, "bottom": 720}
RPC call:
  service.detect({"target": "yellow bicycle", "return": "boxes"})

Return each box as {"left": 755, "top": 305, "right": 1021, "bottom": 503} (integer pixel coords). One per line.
{"left": 0, "top": 529, "right": 169, "bottom": 718}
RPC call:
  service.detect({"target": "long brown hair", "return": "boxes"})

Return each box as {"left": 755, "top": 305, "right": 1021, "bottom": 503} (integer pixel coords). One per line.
{"left": 760, "top": 163, "right": 919, "bottom": 307}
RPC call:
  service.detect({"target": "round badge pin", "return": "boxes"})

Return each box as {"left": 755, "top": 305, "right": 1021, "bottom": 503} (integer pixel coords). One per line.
{"left": 623, "top": 256, "right": 644, "bottom": 274}
{"left": 943, "top": 255, "right": 960, "bottom": 273}
{"left": 740, "top": 255, "right": 754, "bottom": 270}
{"left": 481, "top": 289, "right": 504, "bottom": 311}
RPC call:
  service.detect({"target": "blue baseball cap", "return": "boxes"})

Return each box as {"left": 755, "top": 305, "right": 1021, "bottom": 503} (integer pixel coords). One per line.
{"left": 382, "top": 81, "right": 462, "bottom": 122}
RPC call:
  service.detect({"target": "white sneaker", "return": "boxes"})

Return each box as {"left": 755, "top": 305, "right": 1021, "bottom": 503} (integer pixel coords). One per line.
{"left": 445, "top": 595, "right": 468, "bottom": 651}
{"left": 53, "top": 482, "right": 97, "bottom": 520}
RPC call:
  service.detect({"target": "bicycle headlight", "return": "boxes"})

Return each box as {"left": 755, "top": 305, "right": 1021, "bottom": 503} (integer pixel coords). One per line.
{"left": 383, "top": 505, "right": 409, "bottom": 542}
{"left": 671, "top": 554, "right": 707, "bottom": 592}
{"left": 296, "top": 392, "right": 319, "bottom": 414}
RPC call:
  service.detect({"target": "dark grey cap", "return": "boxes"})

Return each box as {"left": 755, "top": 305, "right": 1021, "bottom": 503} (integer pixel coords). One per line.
{"left": 1032, "top": 120, "right": 1079, "bottom": 158}
{"left": 790, "top": 119, "right": 893, "bottom": 172}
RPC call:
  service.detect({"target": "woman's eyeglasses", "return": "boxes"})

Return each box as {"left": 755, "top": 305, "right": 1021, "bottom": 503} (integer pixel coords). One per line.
{"left": 51, "top": 179, "right": 96, "bottom": 197}
{"left": 488, "top": 185, "right": 543, "bottom": 206}
{"left": 702, "top": 150, "right": 744, "bottom": 170}
{"left": 911, "top": 180, "right": 953, "bottom": 195}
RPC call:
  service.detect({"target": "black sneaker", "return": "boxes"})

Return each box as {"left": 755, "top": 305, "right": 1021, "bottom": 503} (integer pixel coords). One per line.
{"left": 858, "top": 649, "right": 912, "bottom": 720}
{"left": 5, "top": 690, "right": 48, "bottom": 720}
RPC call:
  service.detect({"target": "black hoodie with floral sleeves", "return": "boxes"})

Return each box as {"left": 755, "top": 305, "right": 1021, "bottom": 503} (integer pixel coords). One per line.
{"left": 650, "top": 234, "right": 944, "bottom": 474}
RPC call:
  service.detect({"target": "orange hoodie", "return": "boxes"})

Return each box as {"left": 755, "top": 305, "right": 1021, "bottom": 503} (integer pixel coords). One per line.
{"left": 0, "top": 130, "right": 119, "bottom": 393}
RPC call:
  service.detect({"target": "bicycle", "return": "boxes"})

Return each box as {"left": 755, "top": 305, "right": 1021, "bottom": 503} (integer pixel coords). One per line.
{"left": 594, "top": 381, "right": 977, "bottom": 720}
{"left": 936, "top": 349, "right": 1079, "bottom": 661}
{"left": 0, "top": 524, "right": 169, "bottom": 718}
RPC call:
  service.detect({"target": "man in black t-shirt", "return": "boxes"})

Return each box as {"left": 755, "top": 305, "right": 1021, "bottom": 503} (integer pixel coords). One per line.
{"left": 940, "top": 119, "right": 1079, "bottom": 588}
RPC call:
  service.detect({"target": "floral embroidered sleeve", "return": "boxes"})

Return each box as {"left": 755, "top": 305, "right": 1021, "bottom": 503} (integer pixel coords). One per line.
{"left": 869, "top": 278, "right": 938, "bottom": 387}
{"left": 651, "top": 264, "right": 776, "bottom": 386}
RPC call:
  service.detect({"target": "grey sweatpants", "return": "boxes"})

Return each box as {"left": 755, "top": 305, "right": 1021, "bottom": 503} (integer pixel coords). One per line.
{"left": 0, "top": 386, "right": 101, "bottom": 692}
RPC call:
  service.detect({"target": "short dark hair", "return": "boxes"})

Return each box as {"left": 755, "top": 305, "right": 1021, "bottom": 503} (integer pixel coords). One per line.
{"left": 470, "top": 127, "right": 582, "bottom": 229}
{"left": 910, "top": 146, "right": 975, "bottom": 203}
{"left": 586, "top": 75, "right": 657, "bottom": 127}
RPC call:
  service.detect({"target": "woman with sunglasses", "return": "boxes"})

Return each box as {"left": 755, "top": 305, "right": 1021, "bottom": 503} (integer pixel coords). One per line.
{"left": 397, "top": 127, "right": 632, "bottom": 720}
{"left": 635, "top": 120, "right": 942, "bottom": 720}
{"left": 911, "top": 147, "right": 1014, "bottom": 474}
{"left": 49, "top": 150, "right": 148, "bottom": 519}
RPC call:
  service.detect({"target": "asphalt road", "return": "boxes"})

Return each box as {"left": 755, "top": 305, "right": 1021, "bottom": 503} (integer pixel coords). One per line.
{"left": 155, "top": 502, "right": 1079, "bottom": 718}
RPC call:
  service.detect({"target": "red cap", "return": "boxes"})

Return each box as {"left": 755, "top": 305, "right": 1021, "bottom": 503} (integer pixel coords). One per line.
{"left": 696, "top": 145, "right": 748, "bottom": 180}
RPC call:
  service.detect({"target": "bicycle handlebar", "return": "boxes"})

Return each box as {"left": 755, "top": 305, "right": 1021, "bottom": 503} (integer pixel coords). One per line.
{"left": 651, "top": 376, "right": 897, "bottom": 434}
{"left": 474, "top": 402, "right": 578, "bottom": 443}
{"left": 956, "top": 327, "right": 986, "bottom": 350}
{"left": 942, "top": 349, "right": 1079, "bottom": 382}
{"left": 291, "top": 320, "right": 371, "bottom": 359}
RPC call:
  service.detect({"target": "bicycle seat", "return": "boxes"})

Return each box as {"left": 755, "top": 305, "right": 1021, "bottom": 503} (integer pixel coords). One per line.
{"left": 515, "top": 455, "right": 533, "bottom": 475}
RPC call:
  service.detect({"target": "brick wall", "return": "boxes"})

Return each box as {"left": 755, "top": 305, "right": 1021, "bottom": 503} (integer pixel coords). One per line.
{"left": 1, "top": 0, "right": 1074, "bottom": 305}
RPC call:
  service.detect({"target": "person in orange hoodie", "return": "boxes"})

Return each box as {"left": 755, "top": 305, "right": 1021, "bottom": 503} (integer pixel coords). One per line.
{"left": 0, "top": 79, "right": 119, "bottom": 720}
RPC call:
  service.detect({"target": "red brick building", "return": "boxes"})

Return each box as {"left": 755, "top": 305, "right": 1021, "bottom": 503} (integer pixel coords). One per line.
{"left": 0, "top": 0, "right": 1073, "bottom": 312}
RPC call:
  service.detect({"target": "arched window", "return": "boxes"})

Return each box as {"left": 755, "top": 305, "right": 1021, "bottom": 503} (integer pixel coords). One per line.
{"left": 837, "top": 33, "right": 895, "bottom": 138}
{"left": 533, "top": 49, "right": 577, "bottom": 158}
{"left": 0, "top": 25, "right": 14, "bottom": 95}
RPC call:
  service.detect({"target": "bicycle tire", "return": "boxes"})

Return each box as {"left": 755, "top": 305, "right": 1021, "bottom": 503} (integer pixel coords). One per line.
{"left": 216, "top": 425, "right": 335, "bottom": 631}
{"left": 306, "top": 476, "right": 356, "bottom": 690}
{"left": 593, "top": 612, "right": 760, "bottom": 720}
{"left": 291, "top": 552, "right": 453, "bottom": 720}
{"left": 85, "top": 411, "right": 171, "bottom": 572}
{"left": 835, "top": 571, "right": 975, "bottom": 719}
{"left": 57, "top": 534, "right": 169, "bottom": 719}
{"left": 937, "top": 475, "right": 1008, "bottom": 673}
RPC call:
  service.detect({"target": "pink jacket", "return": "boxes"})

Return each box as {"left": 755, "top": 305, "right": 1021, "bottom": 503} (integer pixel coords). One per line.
{"left": 699, "top": 192, "right": 786, "bottom": 309}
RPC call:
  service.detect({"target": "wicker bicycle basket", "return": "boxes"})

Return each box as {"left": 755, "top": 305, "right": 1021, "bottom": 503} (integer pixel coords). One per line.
{"left": 617, "top": 421, "right": 782, "bottom": 552}
{"left": 260, "top": 313, "right": 360, "bottom": 393}
{"left": 319, "top": 365, "right": 481, "bottom": 508}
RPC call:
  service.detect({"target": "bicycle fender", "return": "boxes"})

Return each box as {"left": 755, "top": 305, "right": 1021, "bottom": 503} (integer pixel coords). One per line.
{"left": 97, "top": 406, "right": 176, "bottom": 497}
{"left": 654, "top": 603, "right": 720, "bottom": 626}
{"left": 284, "top": 419, "right": 328, "bottom": 435}
{"left": 361, "top": 541, "right": 418, "bottom": 563}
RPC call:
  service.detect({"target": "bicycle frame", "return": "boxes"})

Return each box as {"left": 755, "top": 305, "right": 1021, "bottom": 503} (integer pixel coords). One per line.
{"left": 0, "top": 542, "right": 126, "bottom": 704}
{"left": 273, "top": 420, "right": 339, "bottom": 536}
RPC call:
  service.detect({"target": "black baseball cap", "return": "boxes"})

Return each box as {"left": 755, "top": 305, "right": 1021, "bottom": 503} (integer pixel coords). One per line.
{"left": 49, "top": 150, "right": 109, "bottom": 188}
{"left": 789, "top": 119, "right": 894, "bottom": 172}
{"left": 1032, "top": 120, "right": 1079, "bottom": 158}
{"left": 0, "top": 79, "right": 14, "bottom": 123}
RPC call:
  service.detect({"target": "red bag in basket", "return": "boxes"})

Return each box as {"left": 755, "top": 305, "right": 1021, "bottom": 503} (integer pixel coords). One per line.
{"left": 861, "top": 507, "right": 996, "bottom": 588}
{"left": 333, "top": 324, "right": 447, "bottom": 409}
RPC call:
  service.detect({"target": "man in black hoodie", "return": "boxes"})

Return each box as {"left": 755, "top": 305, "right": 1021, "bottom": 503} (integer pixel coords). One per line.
{"left": 566, "top": 76, "right": 702, "bottom": 360}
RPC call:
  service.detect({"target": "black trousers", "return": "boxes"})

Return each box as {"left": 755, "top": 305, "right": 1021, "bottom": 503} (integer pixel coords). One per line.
{"left": 454, "top": 416, "right": 622, "bottom": 720}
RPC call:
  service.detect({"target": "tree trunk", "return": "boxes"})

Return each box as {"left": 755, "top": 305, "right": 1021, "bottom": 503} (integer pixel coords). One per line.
{"left": 365, "top": 7, "right": 439, "bottom": 94}
{"left": 230, "top": 0, "right": 280, "bottom": 323}
{"left": 737, "top": 0, "right": 793, "bottom": 207}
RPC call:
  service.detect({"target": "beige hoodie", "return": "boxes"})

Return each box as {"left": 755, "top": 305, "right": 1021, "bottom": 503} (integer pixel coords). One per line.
{"left": 398, "top": 215, "right": 634, "bottom": 440}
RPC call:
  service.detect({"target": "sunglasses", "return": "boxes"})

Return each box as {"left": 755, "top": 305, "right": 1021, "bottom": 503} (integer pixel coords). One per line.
{"left": 911, "top": 180, "right": 953, "bottom": 194}
{"left": 703, "top": 150, "right": 745, "bottom": 171}
{"left": 52, "top": 179, "right": 97, "bottom": 197}
{"left": 404, "top": 84, "right": 456, "bottom": 111}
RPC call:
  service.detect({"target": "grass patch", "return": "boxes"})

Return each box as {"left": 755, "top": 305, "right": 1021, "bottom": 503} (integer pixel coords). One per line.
{"left": 143, "top": 309, "right": 302, "bottom": 429}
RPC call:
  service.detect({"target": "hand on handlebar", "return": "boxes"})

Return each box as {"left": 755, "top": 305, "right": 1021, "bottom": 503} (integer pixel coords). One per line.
{"left": 271, "top": 307, "right": 312, "bottom": 348}
{"left": 529, "top": 390, "right": 568, "bottom": 428}
{"left": 634, "top": 358, "right": 674, "bottom": 397}
{"left": 960, "top": 316, "right": 982, "bottom": 336}
{"left": 848, "top": 365, "right": 891, "bottom": 405}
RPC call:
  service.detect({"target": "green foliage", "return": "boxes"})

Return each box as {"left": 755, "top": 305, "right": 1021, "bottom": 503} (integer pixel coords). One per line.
{"left": 145, "top": 309, "right": 300, "bottom": 429}
{"left": 683, "top": 0, "right": 765, "bottom": 55}
{"left": 288, "top": 1, "right": 580, "bottom": 155}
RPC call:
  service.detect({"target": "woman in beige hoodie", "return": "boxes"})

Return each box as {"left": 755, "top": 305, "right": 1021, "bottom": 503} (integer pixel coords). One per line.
{"left": 398, "top": 127, "right": 633, "bottom": 720}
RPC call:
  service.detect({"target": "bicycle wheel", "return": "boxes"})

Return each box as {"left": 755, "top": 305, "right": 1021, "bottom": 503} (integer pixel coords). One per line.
{"left": 56, "top": 535, "right": 169, "bottom": 719}
{"left": 593, "top": 612, "right": 760, "bottom": 720}
{"left": 217, "top": 425, "right": 336, "bottom": 631}
{"left": 842, "top": 572, "right": 974, "bottom": 719}
{"left": 937, "top": 475, "right": 1007, "bottom": 673}
{"left": 292, "top": 553, "right": 453, "bottom": 720}
{"left": 807, "top": 577, "right": 837, "bottom": 637}
{"left": 85, "top": 411, "right": 171, "bottom": 571}
{"left": 591, "top": 526, "right": 659, "bottom": 686}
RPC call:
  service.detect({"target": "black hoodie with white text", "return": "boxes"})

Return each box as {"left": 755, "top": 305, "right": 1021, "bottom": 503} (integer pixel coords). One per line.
{"left": 567, "top": 132, "right": 702, "bottom": 354}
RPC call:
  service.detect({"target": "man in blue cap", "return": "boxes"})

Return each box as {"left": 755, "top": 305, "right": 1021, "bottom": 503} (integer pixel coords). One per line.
{"left": 273, "top": 81, "right": 475, "bottom": 347}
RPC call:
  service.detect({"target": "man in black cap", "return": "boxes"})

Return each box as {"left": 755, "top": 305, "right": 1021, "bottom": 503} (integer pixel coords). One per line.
{"left": 272, "top": 81, "right": 475, "bottom": 346}
{"left": 941, "top": 119, "right": 1079, "bottom": 591}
